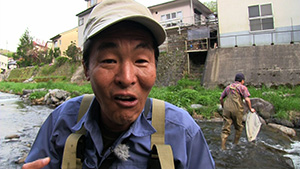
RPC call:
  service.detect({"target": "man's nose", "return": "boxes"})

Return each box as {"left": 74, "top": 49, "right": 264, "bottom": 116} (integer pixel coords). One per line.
{"left": 115, "top": 62, "right": 137, "bottom": 87}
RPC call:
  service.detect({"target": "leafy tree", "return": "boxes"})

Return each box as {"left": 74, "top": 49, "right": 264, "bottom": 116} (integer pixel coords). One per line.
{"left": 64, "top": 41, "right": 82, "bottom": 62}
{"left": 48, "top": 47, "right": 61, "bottom": 64}
{"left": 16, "top": 29, "right": 34, "bottom": 67}
{"left": 55, "top": 56, "right": 70, "bottom": 67}
{"left": 203, "top": 1, "right": 217, "bottom": 13}
{"left": 49, "top": 47, "right": 61, "bottom": 59}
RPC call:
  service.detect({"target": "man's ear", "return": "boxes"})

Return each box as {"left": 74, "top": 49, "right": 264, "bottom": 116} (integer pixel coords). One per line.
{"left": 82, "top": 60, "right": 90, "bottom": 81}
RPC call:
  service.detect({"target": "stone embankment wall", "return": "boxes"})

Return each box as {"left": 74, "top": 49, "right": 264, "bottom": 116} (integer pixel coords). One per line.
{"left": 155, "top": 28, "right": 188, "bottom": 86}
{"left": 203, "top": 44, "right": 300, "bottom": 88}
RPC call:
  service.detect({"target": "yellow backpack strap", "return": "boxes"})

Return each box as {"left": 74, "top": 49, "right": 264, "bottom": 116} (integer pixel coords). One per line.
{"left": 76, "top": 94, "right": 94, "bottom": 134}
{"left": 151, "top": 98, "right": 166, "bottom": 147}
{"left": 62, "top": 133, "right": 85, "bottom": 169}
{"left": 150, "top": 98, "right": 175, "bottom": 169}
{"left": 62, "top": 94, "right": 94, "bottom": 169}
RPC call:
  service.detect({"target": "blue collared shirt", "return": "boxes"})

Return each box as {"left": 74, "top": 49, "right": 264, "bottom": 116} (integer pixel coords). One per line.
{"left": 26, "top": 95, "right": 215, "bottom": 169}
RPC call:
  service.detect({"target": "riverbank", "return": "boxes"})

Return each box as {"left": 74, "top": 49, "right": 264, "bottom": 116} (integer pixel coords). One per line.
{"left": 1, "top": 80, "right": 299, "bottom": 139}
{"left": 1, "top": 79, "right": 300, "bottom": 120}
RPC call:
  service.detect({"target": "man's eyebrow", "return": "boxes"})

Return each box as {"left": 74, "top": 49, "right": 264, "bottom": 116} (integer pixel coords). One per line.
{"left": 97, "top": 42, "right": 117, "bottom": 51}
{"left": 135, "top": 42, "right": 153, "bottom": 50}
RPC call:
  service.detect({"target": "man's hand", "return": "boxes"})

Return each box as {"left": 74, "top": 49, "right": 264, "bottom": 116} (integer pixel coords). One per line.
{"left": 250, "top": 108, "right": 256, "bottom": 113}
{"left": 22, "top": 157, "right": 50, "bottom": 169}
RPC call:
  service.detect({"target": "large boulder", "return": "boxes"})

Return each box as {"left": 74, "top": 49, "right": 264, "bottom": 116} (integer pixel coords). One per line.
{"left": 44, "top": 89, "right": 71, "bottom": 108}
{"left": 289, "top": 111, "right": 300, "bottom": 128}
{"left": 268, "top": 123, "right": 296, "bottom": 137}
{"left": 271, "top": 118, "right": 294, "bottom": 128}
{"left": 70, "top": 65, "right": 86, "bottom": 84}
{"left": 244, "top": 98, "right": 275, "bottom": 120}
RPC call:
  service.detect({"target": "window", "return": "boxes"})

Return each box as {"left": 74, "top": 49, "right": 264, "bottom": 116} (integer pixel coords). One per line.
{"left": 78, "top": 18, "right": 84, "bottom": 26}
{"left": 161, "top": 11, "right": 182, "bottom": 21}
{"left": 160, "top": 11, "right": 182, "bottom": 27}
{"left": 248, "top": 4, "right": 274, "bottom": 31}
{"left": 177, "top": 11, "right": 182, "bottom": 19}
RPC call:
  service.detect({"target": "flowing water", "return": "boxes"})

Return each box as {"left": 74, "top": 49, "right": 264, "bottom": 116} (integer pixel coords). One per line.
{"left": 0, "top": 92, "right": 299, "bottom": 169}
{"left": 0, "top": 92, "right": 53, "bottom": 169}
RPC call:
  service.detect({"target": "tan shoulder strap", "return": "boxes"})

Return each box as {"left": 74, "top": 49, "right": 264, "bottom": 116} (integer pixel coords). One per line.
{"left": 151, "top": 98, "right": 175, "bottom": 169}
{"left": 76, "top": 94, "right": 94, "bottom": 134}
{"left": 151, "top": 98, "right": 166, "bottom": 147}
{"left": 62, "top": 133, "right": 85, "bottom": 169}
{"left": 77, "top": 94, "right": 94, "bottom": 122}
{"left": 62, "top": 94, "right": 94, "bottom": 169}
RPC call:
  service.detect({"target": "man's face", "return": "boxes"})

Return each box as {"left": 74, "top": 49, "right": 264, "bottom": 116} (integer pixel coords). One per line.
{"left": 84, "top": 22, "right": 156, "bottom": 132}
{"left": 241, "top": 79, "right": 245, "bottom": 85}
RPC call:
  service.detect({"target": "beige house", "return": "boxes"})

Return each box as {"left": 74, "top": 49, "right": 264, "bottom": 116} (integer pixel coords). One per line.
{"left": 149, "top": 0, "right": 212, "bottom": 29}
{"left": 76, "top": 0, "right": 214, "bottom": 49}
{"left": 218, "top": 0, "right": 300, "bottom": 47}
{"left": 50, "top": 27, "right": 79, "bottom": 56}
{"left": 0, "top": 54, "right": 8, "bottom": 73}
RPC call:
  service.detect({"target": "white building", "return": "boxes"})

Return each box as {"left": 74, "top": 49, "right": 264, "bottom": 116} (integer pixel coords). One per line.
{"left": 0, "top": 54, "right": 8, "bottom": 73}
{"left": 218, "top": 0, "right": 300, "bottom": 47}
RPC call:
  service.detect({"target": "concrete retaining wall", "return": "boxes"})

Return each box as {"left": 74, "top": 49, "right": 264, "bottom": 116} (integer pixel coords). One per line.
{"left": 203, "top": 44, "right": 300, "bottom": 88}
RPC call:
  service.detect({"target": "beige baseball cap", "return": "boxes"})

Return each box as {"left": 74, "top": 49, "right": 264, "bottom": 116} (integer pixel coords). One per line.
{"left": 83, "top": 0, "right": 166, "bottom": 46}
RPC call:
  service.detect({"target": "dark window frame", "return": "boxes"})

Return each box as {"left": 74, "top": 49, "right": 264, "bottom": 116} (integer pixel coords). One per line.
{"left": 248, "top": 3, "right": 274, "bottom": 31}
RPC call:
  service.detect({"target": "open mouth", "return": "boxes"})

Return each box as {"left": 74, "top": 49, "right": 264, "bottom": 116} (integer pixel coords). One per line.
{"left": 115, "top": 96, "right": 136, "bottom": 102}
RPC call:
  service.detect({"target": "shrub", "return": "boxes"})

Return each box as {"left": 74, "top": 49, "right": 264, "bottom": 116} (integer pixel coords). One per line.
{"left": 40, "top": 65, "right": 56, "bottom": 75}
{"left": 55, "top": 56, "right": 70, "bottom": 67}
{"left": 29, "top": 91, "right": 48, "bottom": 100}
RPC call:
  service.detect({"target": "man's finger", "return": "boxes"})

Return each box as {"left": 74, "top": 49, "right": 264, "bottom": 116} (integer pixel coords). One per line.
{"left": 22, "top": 157, "right": 50, "bottom": 169}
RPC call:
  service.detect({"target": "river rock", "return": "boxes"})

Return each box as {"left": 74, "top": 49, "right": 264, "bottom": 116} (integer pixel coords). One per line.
{"left": 245, "top": 98, "right": 275, "bottom": 120}
{"left": 289, "top": 111, "right": 300, "bottom": 128}
{"left": 259, "top": 116, "right": 266, "bottom": 125}
{"left": 5, "top": 134, "right": 20, "bottom": 139}
{"left": 32, "top": 97, "right": 45, "bottom": 105}
{"left": 191, "top": 104, "right": 203, "bottom": 109}
{"left": 44, "top": 89, "right": 70, "bottom": 107}
{"left": 268, "top": 123, "right": 296, "bottom": 137}
{"left": 15, "top": 154, "right": 27, "bottom": 164}
{"left": 271, "top": 118, "right": 294, "bottom": 128}
{"left": 70, "top": 65, "right": 86, "bottom": 84}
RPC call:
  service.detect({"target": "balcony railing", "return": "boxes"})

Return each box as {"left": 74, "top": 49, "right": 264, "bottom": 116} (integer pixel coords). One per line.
{"left": 220, "top": 29, "right": 300, "bottom": 47}
{"left": 159, "top": 15, "right": 212, "bottom": 29}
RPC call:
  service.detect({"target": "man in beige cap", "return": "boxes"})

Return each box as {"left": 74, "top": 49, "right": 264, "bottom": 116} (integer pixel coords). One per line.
{"left": 23, "top": 0, "right": 215, "bottom": 168}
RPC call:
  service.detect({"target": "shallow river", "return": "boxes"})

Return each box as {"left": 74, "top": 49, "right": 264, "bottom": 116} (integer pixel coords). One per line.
{"left": 0, "top": 92, "right": 299, "bottom": 169}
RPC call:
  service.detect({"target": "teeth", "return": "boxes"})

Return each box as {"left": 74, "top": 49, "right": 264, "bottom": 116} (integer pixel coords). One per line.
{"left": 117, "top": 96, "right": 132, "bottom": 99}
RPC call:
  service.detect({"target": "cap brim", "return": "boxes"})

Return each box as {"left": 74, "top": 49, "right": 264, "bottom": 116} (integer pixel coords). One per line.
{"left": 87, "top": 15, "right": 166, "bottom": 46}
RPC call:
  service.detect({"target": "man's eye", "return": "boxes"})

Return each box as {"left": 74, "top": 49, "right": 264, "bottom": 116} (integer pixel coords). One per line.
{"left": 102, "top": 59, "right": 116, "bottom": 63}
{"left": 136, "top": 59, "right": 148, "bottom": 64}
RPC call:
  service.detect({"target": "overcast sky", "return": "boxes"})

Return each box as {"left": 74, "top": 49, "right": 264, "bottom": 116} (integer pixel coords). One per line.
{"left": 0, "top": 0, "right": 211, "bottom": 52}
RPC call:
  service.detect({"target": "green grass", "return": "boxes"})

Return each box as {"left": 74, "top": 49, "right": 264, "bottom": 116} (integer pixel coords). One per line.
{"left": 1, "top": 79, "right": 300, "bottom": 120}
{"left": 0, "top": 81, "right": 93, "bottom": 97}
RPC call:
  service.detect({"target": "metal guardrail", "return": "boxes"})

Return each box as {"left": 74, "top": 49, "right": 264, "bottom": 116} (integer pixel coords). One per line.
{"left": 159, "top": 15, "right": 213, "bottom": 28}
{"left": 220, "top": 29, "right": 300, "bottom": 47}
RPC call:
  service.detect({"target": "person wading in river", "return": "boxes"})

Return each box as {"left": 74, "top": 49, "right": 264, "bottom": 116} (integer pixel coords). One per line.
{"left": 22, "top": 0, "right": 215, "bottom": 168}
{"left": 219, "top": 73, "right": 255, "bottom": 150}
